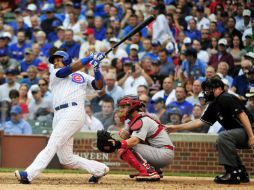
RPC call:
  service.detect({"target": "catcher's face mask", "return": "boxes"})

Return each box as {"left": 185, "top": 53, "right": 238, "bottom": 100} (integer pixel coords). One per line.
{"left": 118, "top": 105, "right": 129, "bottom": 123}
{"left": 117, "top": 95, "right": 142, "bottom": 122}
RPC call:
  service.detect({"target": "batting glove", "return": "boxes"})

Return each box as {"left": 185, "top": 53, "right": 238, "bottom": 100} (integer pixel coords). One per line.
{"left": 93, "top": 52, "right": 105, "bottom": 61}
{"left": 91, "top": 60, "right": 101, "bottom": 72}
{"left": 89, "top": 52, "right": 94, "bottom": 60}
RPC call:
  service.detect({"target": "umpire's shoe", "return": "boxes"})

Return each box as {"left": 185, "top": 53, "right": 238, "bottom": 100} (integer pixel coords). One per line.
{"left": 15, "top": 170, "right": 30, "bottom": 184}
{"left": 88, "top": 166, "right": 109, "bottom": 184}
{"left": 238, "top": 167, "right": 250, "bottom": 183}
{"left": 214, "top": 170, "right": 240, "bottom": 184}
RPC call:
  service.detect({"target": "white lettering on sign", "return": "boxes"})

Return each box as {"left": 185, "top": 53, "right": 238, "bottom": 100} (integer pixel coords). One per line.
{"left": 75, "top": 152, "right": 109, "bottom": 160}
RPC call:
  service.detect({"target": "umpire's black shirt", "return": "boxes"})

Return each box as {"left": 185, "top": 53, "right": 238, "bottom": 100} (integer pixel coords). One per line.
{"left": 201, "top": 92, "right": 254, "bottom": 130}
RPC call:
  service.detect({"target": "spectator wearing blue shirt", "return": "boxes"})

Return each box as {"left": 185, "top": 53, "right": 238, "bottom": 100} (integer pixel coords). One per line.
{"left": 94, "top": 3, "right": 109, "bottom": 18}
{"left": 125, "top": 32, "right": 144, "bottom": 55}
{"left": 20, "top": 66, "right": 40, "bottom": 89}
{"left": 146, "top": 40, "right": 161, "bottom": 62}
{"left": 0, "top": 105, "right": 32, "bottom": 135}
{"left": 122, "top": 14, "right": 148, "bottom": 39}
{"left": 93, "top": 16, "right": 106, "bottom": 41}
{"left": 158, "top": 49, "right": 175, "bottom": 78}
{"left": 232, "top": 60, "right": 254, "bottom": 97}
{"left": 9, "top": 16, "right": 31, "bottom": 39}
{"left": 9, "top": 31, "right": 31, "bottom": 62}
{"left": 185, "top": 18, "right": 201, "bottom": 41}
{"left": 20, "top": 48, "right": 42, "bottom": 74}
{"left": 60, "top": 29, "right": 80, "bottom": 60}
{"left": 138, "top": 38, "right": 153, "bottom": 59}
{"left": 181, "top": 48, "right": 206, "bottom": 81}
{"left": 72, "top": 2, "right": 86, "bottom": 22}
{"left": 167, "top": 86, "right": 193, "bottom": 116}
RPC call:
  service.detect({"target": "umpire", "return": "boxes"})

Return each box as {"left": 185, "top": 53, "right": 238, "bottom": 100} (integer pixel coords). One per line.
{"left": 167, "top": 77, "right": 254, "bottom": 184}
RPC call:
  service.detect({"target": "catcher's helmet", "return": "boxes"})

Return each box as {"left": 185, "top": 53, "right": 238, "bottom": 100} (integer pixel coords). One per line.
{"left": 117, "top": 95, "right": 142, "bottom": 122}
{"left": 48, "top": 51, "right": 72, "bottom": 66}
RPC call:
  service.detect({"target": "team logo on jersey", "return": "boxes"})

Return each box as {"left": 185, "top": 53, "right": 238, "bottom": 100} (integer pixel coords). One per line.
{"left": 71, "top": 73, "right": 85, "bottom": 84}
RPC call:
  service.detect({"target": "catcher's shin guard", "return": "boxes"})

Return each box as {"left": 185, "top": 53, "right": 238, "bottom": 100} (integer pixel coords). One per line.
{"left": 118, "top": 148, "right": 160, "bottom": 181}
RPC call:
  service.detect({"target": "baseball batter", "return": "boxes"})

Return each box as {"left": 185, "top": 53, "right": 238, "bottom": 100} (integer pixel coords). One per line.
{"left": 15, "top": 51, "right": 109, "bottom": 184}
{"left": 98, "top": 95, "right": 174, "bottom": 181}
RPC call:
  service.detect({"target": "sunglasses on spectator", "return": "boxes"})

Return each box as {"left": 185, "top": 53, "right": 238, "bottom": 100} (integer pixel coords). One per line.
{"left": 106, "top": 32, "right": 113, "bottom": 35}
{"left": 38, "top": 83, "right": 47, "bottom": 86}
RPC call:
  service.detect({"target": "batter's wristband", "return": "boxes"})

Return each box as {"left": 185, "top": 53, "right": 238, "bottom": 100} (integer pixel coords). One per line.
{"left": 94, "top": 70, "right": 102, "bottom": 80}
{"left": 80, "top": 56, "right": 92, "bottom": 66}
{"left": 120, "top": 140, "right": 128, "bottom": 149}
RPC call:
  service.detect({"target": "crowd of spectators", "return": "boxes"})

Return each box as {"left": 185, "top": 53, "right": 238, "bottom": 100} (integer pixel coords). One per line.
{"left": 0, "top": 0, "right": 254, "bottom": 135}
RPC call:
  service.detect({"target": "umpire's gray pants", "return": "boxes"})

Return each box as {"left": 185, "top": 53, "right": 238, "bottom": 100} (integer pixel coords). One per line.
{"left": 216, "top": 128, "right": 253, "bottom": 167}
{"left": 133, "top": 144, "right": 174, "bottom": 168}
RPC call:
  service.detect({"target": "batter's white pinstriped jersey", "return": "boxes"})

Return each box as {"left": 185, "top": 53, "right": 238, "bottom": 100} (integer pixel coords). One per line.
{"left": 24, "top": 64, "right": 108, "bottom": 182}
{"left": 49, "top": 65, "right": 95, "bottom": 109}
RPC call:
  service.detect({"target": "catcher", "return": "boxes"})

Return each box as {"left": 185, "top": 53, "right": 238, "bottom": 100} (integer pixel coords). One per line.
{"left": 97, "top": 95, "right": 174, "bottom": 181}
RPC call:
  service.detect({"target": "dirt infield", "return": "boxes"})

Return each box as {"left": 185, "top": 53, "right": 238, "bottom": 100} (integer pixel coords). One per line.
{"left": 0, "top": 172, "right": 253, "bottom": 190}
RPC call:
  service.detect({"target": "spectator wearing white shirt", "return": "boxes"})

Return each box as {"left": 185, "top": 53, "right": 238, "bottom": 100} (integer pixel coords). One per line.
{"left": 79, "top": 28, "right": 104, "bottom": 58}
{"left": 53, "top": 26, "right": 65, "bottom": 48}
{"left": 216, "top": 62, "right": 234, "bottom": 87}
{"left": 152, "top": 3, "right": 175, "bottom": 45}
{"left": 186, "top": 80, "right": 202, "bottom": 106}
{"left": 242, "top": 19, "right": 254, "bottom": 42}
{"left": 235, "top": 9, "right": 252, "bottom": 34}
{"left": 195, "top": 5, "right": 210, "bottom": 31}
{"left": 102, "top": 27, "right": 114, "bottom": 49}
{"left": 63, "top": 12, "right": 83, "bottom": 41}
{"left": 118, "top": 61, "right": 148, "bottom": 96}
{"left": 152, "top": 77, "right": 176, "bottom": 106}
{"left": 107, "top": 37, "right": 128, "bottom": 61}
{"left": 105, "top": 72, "right": 125, "bottom": 105}
{"left": 0, "top": 68, "right": 20, "bottom": 102}
{"left": 81, "top": 104, "right": 104, "bottom": 132}
{"left": 192, "top": 39, "right": 209, "bottom": 64}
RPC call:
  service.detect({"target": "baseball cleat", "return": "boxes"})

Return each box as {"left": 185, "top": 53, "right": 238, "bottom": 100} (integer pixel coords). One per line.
{"left": 135, "top": 172, "right": 160, "bottom": 181}
{"left": 130, "top": 172, "right": 163, "bottom": 179}
{"left": 15, "top": 170, "right": 30, "bottom": 184}
{"left": 88, "top": 166, "right": 109, "bottom": 184}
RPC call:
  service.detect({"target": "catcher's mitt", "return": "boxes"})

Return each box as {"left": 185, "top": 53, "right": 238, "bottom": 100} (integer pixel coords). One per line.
{"left": 97, "top": 130, "right": 120, "bottom": 153}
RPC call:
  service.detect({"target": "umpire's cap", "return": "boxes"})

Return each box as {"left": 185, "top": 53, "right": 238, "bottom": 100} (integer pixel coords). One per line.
{"left": 201, "top": 77, "right": 224, "bottom": 90}
{"left": 48, "top": 51, "right": 72, "bottom": 66}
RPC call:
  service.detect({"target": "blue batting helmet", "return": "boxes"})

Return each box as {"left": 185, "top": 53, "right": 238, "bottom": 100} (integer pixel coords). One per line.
{"left": 48, "top": 51, "right": 72, "bottom": 66}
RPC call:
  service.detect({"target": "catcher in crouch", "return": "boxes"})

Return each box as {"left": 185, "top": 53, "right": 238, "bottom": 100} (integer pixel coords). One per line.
{"left": 97, "top": 95, "right": 175, "bottom": 181}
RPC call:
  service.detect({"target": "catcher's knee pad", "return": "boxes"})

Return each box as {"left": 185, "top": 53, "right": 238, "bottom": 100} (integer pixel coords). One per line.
{"left": 118, "top": 148, "right": 130, "bottom": 159}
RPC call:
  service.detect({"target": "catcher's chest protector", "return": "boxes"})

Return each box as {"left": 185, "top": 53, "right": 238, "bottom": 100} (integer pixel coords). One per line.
{"left": 128, "top": 113, "right": 165, "bottom": 138}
